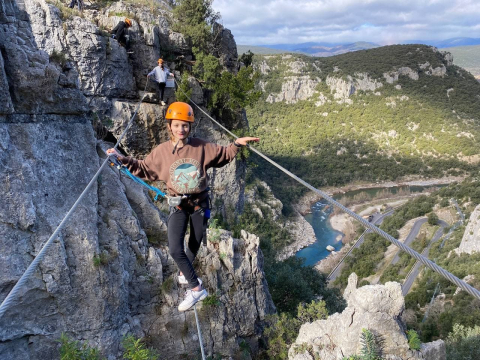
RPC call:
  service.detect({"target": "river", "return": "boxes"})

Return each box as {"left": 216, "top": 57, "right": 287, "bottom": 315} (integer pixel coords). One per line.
{"left": 295, "top": 185, "right": 445, "bottom": 266}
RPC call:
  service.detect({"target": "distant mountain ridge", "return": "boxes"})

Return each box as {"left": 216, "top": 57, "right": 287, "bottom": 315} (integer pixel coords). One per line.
{"left": 246, "top": 45, "right": 480, "bottom": 199}
{"left": 238, "top": 37, "right": 480, "bottom": 57}
{"left": 239, "top": 42, "right": 380, "bottom": 56}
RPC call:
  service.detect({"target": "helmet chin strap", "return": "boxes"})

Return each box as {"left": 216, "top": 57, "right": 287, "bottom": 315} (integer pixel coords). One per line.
{"left": 171, "top": 136, "right": 190, "bottom": 154}
{"left": 172, "top": 139, "right": 180, "bottom": 154}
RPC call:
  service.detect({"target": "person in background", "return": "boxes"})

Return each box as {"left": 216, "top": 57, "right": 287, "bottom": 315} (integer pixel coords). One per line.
{"left": 111, "top": 18, "right": 132, "bottom": 49}
{"left": 68, "top": 0, "right": 83, "bottom": 10}
{"left": 106, "top": 102, "right": 260, "bottom": 311}
{"left": 148, "top": 58, "right": 174, "bottom": 106}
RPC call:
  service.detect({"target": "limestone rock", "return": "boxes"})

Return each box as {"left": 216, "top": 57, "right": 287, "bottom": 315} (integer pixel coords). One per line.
{"left": 354, "top": 72, "right": 383, "bottom": 92}
{"left": 383, "top": 67, "right": 419, "bottom": 83}
{"left": 109, "top": 100, "right": 171, "bottom": 157}
{"left": 326, "top": 76, "right": 355, "bottom": 100}
{"left": 0, "top": 0, "right": 267, "bottom": 358}
{"left": 141, "top": 229, "right": 276, "bottom": 358}
{"left": 212, "top": 23, "right": 238, "bottom": 74}
{"left": 442, "top": 51, "right": 454, "bottom": 66}
{"left": 267, "top": 76, "right": 321, "bottom": 104}
{"left": 0, "top": 51, "right": 14, "bottom": 114}
{"left": 420, "top": 340, "right": 446, "bottom": 360}
{"left": 455, "top": 204, "right": 480, "bottom": 254}
{"left": 244, "top": 181, "right": 316, "bottom": 261}
{"left": 0, "top": 0, "right": 87, "bottom": 114}
{"left": 288, "top": 273, "right": 446, "bottom": 360}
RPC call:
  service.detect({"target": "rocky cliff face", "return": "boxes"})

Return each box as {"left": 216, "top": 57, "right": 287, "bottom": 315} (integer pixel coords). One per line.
{"left": 455, "top": 204, "right": 480, "bottom": 255}
{"left": 288, "top": 273, "right": 446, "bottom": 360}
{"left": 244, "top": 181, "right": 317, "bottom": 261}
{"left": 0, "top": 0, "right": 274, "bottom": 358}
{"left": 257, "top": 49, "right": 453, "bottom": 106}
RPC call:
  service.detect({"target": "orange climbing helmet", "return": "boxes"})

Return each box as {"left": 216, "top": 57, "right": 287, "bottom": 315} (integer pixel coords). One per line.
{"left": 124, "top": 18, "right": 132, "bottom": 27}
{"left": 166, "top": 102, "right": 194, "bottom": 122}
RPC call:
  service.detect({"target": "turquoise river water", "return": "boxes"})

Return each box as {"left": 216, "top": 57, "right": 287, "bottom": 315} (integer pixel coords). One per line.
{"left": 295, "top": 185, "right": 444, "bottom": 266}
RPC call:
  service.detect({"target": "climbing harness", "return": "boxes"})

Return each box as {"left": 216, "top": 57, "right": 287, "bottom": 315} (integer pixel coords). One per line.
{"left": 173, "top": 77, "right": 480, "bottom": 301}
{"left": 0, "top": 79, "right": 150, "bottom": 319}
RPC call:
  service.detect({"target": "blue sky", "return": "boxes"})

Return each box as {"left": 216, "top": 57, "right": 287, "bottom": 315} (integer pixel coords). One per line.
{"left": 212, "top": 0, "right": 480, "bottom": 45}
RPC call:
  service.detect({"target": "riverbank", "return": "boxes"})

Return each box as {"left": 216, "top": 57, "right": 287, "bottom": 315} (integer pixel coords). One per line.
{"left": 312, "top": 177, "right": 464, "bottom": 273}
{"left": 295, "top": 175, "right": 465, "bottom": 215}
{"left": 276, "top": 210, "right": 317, "bottom": 261}
{"left": 289, "top": 176, "right": 464, "bottom": 265}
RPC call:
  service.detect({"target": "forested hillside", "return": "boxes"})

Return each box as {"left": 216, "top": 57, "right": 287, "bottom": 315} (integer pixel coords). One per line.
{"left": 246, "top": 45, "right": 480, "bottom": 209}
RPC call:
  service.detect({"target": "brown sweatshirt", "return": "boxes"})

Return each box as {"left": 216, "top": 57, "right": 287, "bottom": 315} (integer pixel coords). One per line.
{"left": 120, "top": 137, "right": 240, "bottom": 196}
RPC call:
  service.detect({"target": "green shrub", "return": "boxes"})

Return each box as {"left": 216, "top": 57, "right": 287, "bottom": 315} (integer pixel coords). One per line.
{"left": 174, "top": 73, "right": 193, "bottom": 103}
{"left": 160, "top": 276, "right": 174, "bottom": 294}
{"left": 50, "top": 50, "right": 68, "bottom": 66}
{"left": 202, "top": 293, "right": 221, "bottom": 307}
{"left": 446, "top": 324, "right": 480, "bottom": 360}
{"left": 407, "top": 330, "right": 421, "bottom": 350}
{"left": 428, "top": 212, "right": 439, "bottom": 225}
{"left": 264, "top": 300, "right": 332, "bottom": 359}
{"left": 172, "top": 0, "right": 219, "bottom": 54}
{"left": 93, "top": 253, "right": 109, "bottom": 267}
{"left": 58, "top": 333, "right": 103, "bottom": 360}
{"left": 341, "top": 329, "right": 384, "bottom": 360}
{"left": 296, "top": 300, "right": 328, "bottom": 324}
{"left": 122, "top": 335, "right": 158, "bottom": 360}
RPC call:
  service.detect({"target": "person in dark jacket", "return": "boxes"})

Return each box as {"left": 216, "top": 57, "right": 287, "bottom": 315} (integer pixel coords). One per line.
{"left": 111, "top": 18, "right": 132, "bottom": 49}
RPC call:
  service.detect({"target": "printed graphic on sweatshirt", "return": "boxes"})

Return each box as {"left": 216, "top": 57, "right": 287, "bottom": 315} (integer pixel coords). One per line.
{"left": 169, "top": 158, "right": 205, "bottom": 194}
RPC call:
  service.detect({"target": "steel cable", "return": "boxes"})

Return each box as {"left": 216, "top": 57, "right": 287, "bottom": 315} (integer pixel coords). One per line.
{"left": 0, "top": 80, "right": 150, "bottom": 319}
{"left": 173, "top": 78, "right": 480, "bottom": 301}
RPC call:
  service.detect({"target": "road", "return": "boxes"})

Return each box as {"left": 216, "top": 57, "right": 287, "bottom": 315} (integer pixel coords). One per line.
{"left": 327, "top": 210, "right": 394, "bottom": 282}
{"left": 451, "top": 198, "right": 465, "bottom": 222}
{"left": 402, "top": 220, "right": 448, "bottom": 295}
{"left": 390, "top": 218, "right": 428, "bottom": 265}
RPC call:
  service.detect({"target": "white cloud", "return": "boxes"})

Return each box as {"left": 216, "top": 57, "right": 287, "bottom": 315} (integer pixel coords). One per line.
{"left": 212, "top": 0, "right": 480, "bottom": 45}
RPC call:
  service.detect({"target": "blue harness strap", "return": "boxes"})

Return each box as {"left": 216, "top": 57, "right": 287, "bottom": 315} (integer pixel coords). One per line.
{"left": 109, "top": 157, "right": 166, "bottom": 200}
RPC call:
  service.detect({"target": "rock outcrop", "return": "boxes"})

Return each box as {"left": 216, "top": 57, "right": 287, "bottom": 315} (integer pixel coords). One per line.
{"left": 244, "top": 181, "right": 317, "bottom": 261}
{"left": 455, "top": 204, "right": 480, "bottom": 255}
{"left": 0, "top": 0, "right": 271, "bottom": 358}
{"left": 266, "top": 76, "right": 321, "bottom": 104}
{"left": 288, "top": 273, "right": 446, "bottom": 360}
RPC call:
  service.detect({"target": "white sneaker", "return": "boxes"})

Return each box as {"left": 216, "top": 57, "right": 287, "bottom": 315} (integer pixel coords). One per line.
{"left": 161, "top": 100, "right": 166, "bottom": 106}
{"left": 178, "top": 273, "right": 188, "bottom": 285}
{"left": 178, "top": 283, "right": 207, "bottom": 312}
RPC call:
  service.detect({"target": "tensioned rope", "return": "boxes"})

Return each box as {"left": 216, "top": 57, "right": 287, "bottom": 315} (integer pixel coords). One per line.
{"left": 173, "top": 78, "right": 480, "bottom": 301}
{"left": 194, "top": 305, "right": 206, "bottom": 360}
{"left": 0, "top": 79, "right": 150, "bottom": 319}
{"left": 109, "top": 157, "right": 166, "bottom": 201}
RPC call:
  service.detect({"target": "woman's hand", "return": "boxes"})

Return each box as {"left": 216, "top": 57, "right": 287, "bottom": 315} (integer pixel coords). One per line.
{"left": 235, "top": 137, "right": 260, "bottom": 146}
{"left": 106, "top": 148, "right": 123, "bottom": 160}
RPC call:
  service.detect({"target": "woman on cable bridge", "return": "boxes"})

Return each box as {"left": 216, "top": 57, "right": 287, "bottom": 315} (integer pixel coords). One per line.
{"left": 107, "top": 101, "right": 259, "bottom": 311}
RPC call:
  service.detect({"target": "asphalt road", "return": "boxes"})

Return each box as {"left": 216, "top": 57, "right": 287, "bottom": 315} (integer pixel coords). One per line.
{"left": 328, "top": 210, "right": 393, "bottom": 281}
{"left": 390, "top": 218, "right": 428, "bottom": 265}
{"left": 402, "top": 220, "right": 448, "bottom": 295}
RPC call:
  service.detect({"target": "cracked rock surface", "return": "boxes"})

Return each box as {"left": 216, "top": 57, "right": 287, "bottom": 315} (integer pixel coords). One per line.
{"left": 0, "top": 0, "right": 272, "bottom": 358}
{"left": 288, "top": 273, "right": 446, "bottom": 360}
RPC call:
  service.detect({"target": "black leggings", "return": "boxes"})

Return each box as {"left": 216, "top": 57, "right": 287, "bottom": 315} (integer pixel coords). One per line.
{"left": 168, "top": 205, "right": 208, "bottom": 289}
{"left": 156, "top": 82, "right": 166, "bottom": 101}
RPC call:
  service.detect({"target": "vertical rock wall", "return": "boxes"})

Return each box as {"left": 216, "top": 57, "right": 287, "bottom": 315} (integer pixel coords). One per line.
{"left": 0, "top": 0, "right": 271, "bottom": 358}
